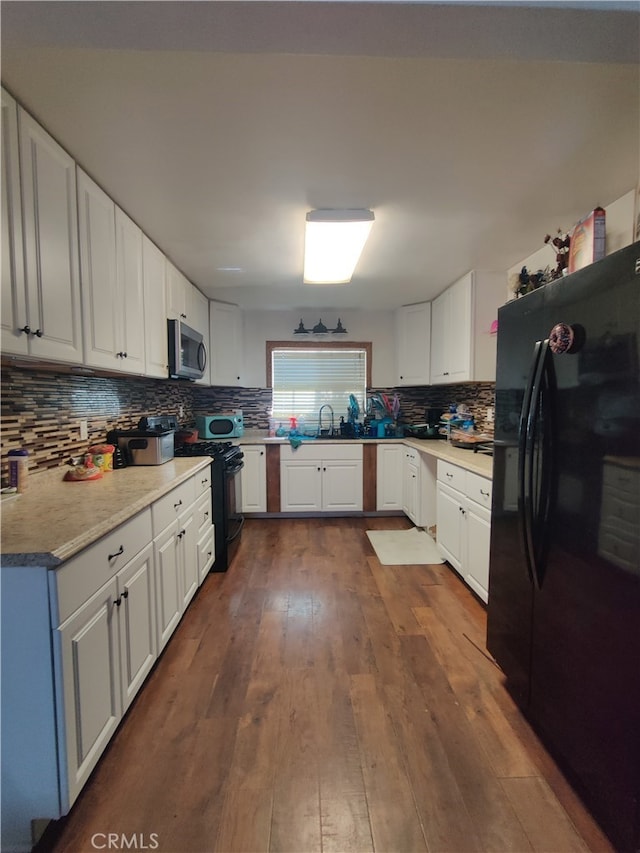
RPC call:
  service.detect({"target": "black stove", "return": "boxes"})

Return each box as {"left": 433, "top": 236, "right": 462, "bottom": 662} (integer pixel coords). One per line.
{"left": 174, "top": 440, "right": 242, "bottom": 466}
{"left": 174, "top": 439, "right": 244, "bottom": 573}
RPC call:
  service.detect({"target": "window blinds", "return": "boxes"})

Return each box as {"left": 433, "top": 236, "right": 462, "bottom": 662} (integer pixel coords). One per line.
{"left": 271, "top": 348, "right": 367, "bottom": 427}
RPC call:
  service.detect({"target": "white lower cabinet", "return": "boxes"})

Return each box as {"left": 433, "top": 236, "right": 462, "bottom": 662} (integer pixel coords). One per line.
{"left": 154, "top": 519, "right": 182, "bottom": 652}
{"left": 377, "top": 444, "right": 404, "bottom": 510}
{"left": 58, "top": 575, "right": 121, "bottom": 807}
{"left": 280, "top": 444, "right": 363, "bottom": 512}
{"left": 58, "top": 541, "right": 157, "bottom": 806}
{"left": 0, "top": 465, "right": 216, "bottom": 853}
{"left": 117, "top": 543, "right": 157, "bottom": 712}
{"left": 241, "top": 444, "right": 267, "bottom": 512}
{"left": 402, "top": 445, "right": 436, "bottom": 528}
{"left": 436, "top": 460, "right": 492, "bottom": 603}
{"left": 54, "top": 509, "right": 156, "bottom": 809}
{"left": 152, "top": 473, "right": 209, "bottom": 652}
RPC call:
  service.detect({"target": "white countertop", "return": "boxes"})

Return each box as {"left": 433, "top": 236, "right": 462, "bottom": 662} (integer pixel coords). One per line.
{"left": 1, "top": 457, "right": 212, "bottom": 568}
{"left": 238, "top": 430, "right": 494, "bottom": 479}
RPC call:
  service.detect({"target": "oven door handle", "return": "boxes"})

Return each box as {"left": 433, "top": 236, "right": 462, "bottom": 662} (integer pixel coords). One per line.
{"left": 225, "top": 461, "right": 244, "bottom": 475}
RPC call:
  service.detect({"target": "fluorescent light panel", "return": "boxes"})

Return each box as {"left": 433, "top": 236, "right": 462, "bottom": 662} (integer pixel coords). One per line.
{"left": 303, "top": 209, "right": 374, "bottom": 284}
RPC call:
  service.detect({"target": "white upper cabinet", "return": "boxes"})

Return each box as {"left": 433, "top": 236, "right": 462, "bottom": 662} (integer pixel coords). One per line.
{"left": 1, "top": 89, "right": 27, "bottom": 355}
{"left": 209, "top": 301, "right": 244, "bottom": 386}
{"left": 78, "top": 169, "right": 118, "bottom": 370}
{"left": 7, "top": 102, "right": 83, "bottom": 362}
{"left": 396, "top": 302, "right": 431, "bottom": 386}
{"left": 142, "top": 236, "right": 169, "bottom": 379}
{"left": 78, "top": 169, "right": 146, "bottom": 374}
{"left": 430, "top": 270, "right": 504, "bottom": 384}
{"left": 166, "top": 261, "right": 191, "bottom": 322}
{"left": 189, "top": 286, "right": 210, "bottom": 386}
{"left": 115, "top": 207, "right": 146, "bottom": 374}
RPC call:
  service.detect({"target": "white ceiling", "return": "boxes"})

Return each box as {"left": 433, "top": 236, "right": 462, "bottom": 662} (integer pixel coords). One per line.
{"left": 2, "top": 1, "right": 639, "bottom": 311}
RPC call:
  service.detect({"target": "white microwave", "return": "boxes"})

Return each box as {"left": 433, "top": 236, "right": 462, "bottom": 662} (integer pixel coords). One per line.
{"left": 168, "top": 319, "right": 207, "bottom": 380}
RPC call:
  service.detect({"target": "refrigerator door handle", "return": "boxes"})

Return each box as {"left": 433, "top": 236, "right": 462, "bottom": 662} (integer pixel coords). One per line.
{"left": 519, "top": 339, "right": 550, "bottom": 589}
{"left": 519, "top": 341, "right": 542, "bottom": 585}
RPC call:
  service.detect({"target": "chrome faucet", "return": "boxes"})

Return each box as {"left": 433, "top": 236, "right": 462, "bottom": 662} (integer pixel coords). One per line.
{"left": 318, "top": 404, "right": 335, "bottom": 436}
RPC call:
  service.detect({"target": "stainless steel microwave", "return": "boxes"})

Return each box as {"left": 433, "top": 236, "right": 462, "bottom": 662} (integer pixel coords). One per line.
{"left": 196, "top": 412, "right": 244, "bottom": 439}
{"left": 168, "top": 319, "right": 207, "bottom": 380}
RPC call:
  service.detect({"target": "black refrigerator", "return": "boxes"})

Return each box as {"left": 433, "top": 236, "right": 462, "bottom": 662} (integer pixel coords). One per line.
{"left": 487, "top": 240, "right": 640, "bottom": 852}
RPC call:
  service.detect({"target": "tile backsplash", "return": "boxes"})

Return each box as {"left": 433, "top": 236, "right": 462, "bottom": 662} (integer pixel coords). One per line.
{"left": 0, "top": 365, "right": 495, "bottom": 483}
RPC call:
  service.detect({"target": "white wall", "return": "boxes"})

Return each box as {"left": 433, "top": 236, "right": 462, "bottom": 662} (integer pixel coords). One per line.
{"left": 506, "top": 188, "right": 637, "bottom": 300}
{"left": 242, "top": 308, "right": 397, "bottom": 388}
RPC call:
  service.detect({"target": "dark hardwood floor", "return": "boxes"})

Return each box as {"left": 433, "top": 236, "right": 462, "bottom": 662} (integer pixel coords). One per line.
{"left": 45, "top": 517, "right": 613, "bottom": 853}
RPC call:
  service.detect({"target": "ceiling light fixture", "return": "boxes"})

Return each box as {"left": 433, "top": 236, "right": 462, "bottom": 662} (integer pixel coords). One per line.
{"left": 303, "top": 209, "right": 374, "bottom": 284}
{"left": 293, "top": 317, "right": 349, "bottom": 336}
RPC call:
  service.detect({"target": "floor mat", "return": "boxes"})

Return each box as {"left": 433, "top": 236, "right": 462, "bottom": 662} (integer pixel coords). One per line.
{"left": 366, "top": 527, "right": 444, "bottom": 565}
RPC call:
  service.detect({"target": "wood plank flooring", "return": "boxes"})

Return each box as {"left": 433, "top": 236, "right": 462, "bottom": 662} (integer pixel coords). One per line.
{"left": 43, "top": 517, "right": 614, "bottom": 853}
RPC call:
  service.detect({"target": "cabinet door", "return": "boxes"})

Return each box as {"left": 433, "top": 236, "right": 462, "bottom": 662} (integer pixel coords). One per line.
{"left": 117, "top": 543, "right": 156, "bottom": 712}
{"left": 19, "top": 109, "right": 83, "bottom": 363}
{"left": 376, "top": 444, "right": 404, "bottom": 510}
{"left": 209, "top": 301, "right": 243, "bottom": 386}
{"left": 436, "top": 482, "right": 464, "bottom": 573}
{"left": 115, "top": 207, "right": 146, "bottom": 374}
{"left": 142, "top": 235, "right": 169, "bottom": 378}
{"left": 77, "top": 169, "right": 119, "bottom": 370}
{"left": 241, "top": 445, "right": 267, "bottom": 512}
{"left": 322, "top": 459, "right": 363, "bottom": 511}
{"left": 179, "top": 509, "right": 199, "bottom": 611}
{"left": 447, "top": 273, "right": 472, "bottom": 382}
{"left": 465, "top": 499, "right": 491, "bottom": 603}
{"left": 190, "top": 286, "right": 210, "bottom": 385}
{"left": 1, "top": 89, "right": 28, "bottom": 355}
{"left": 154, "top": 522, "right": 182, "bottom": 652}
{"left": 166, "top": 261, "right": 189, "bottom": 321}
{"left": 403, "top": 456, "right": 420, "bottom": 524}
{"left": 58, "top": 576, "right": 121, "bottom": 806}
{"left": 280, "top": 460, "right": 322, "bottom": 511}
{"left": 396, "top": 302, "right": 431, "bottom": 386}
{"left": 197, "top": 527, "right": 215, "bottom": 585}
{"left": 430, "top": 290, "right": 449, "bottom": 384}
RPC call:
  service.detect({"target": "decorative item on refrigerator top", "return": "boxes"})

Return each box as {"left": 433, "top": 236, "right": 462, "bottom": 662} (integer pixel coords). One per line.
{"left": 196, "top": 411, "right": 244, "bottom": 439}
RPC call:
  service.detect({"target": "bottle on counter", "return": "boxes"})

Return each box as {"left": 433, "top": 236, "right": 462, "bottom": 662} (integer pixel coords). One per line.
{"left": 8, "top": 449, "right": 29, "bottom": 492}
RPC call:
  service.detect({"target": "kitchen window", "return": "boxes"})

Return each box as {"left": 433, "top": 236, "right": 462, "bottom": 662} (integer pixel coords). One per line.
{"left": 267, "top": 341, "right": 371, "bottom": 430}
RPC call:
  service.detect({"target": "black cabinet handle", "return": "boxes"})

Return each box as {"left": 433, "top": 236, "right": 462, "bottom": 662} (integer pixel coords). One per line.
{"left": 204, "top": 511, "right": 209, "bottom": 519}
{"left": 174, "top": 499, "right": 183, "bottom": 509}
{"left": 121, "top": 589, "right": 129, "bottom": 599}
{"left": 108, "top": 545, "right": 124, "bottom": 561}
{"left": 114, "top": 596, "right": 122, "bottom": 607}
{"left": 480, "top": 489, "right": 490, "bottom": 497}
{"left": 34, "top": 329, "right": 43, "bottom": 337}
{"left": 19, "top": 325, "right": 31, "bottom": 335}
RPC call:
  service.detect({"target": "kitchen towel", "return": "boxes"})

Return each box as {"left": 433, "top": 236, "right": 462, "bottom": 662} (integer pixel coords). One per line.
{"left": 366, "top": 527, "right": 444, "bottom": 566}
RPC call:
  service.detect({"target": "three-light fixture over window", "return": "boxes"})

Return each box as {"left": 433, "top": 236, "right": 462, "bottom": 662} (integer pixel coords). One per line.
{"left": 303, "top": 209, "right": 375, "bottom": 284}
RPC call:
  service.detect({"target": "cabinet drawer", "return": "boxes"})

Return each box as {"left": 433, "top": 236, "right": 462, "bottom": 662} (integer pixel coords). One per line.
{"left": 194, "top": 490, "right": 213, "bottom": 533}
{"left": 404, "top": 446, "right": 419, "bottom": 463}
{"left": 152, "top": 477, "right": 196, "bottom": 535}
{"left": 194, "top": 464, "right": 212, "bottom": 498}
{"left": 466, "top": 472, "right": 492, "bottom": 508}
{"left": 280, "top": 443, "right": 363, "bottom": 462}
{"left": 437, "top": 460, "right": 466, "bottom": 492}
{"left": 197, "top": 527, "right": 215, "bottom": 581}
{"left": 55, "top": 508, "right": 152, "bottom": 624}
